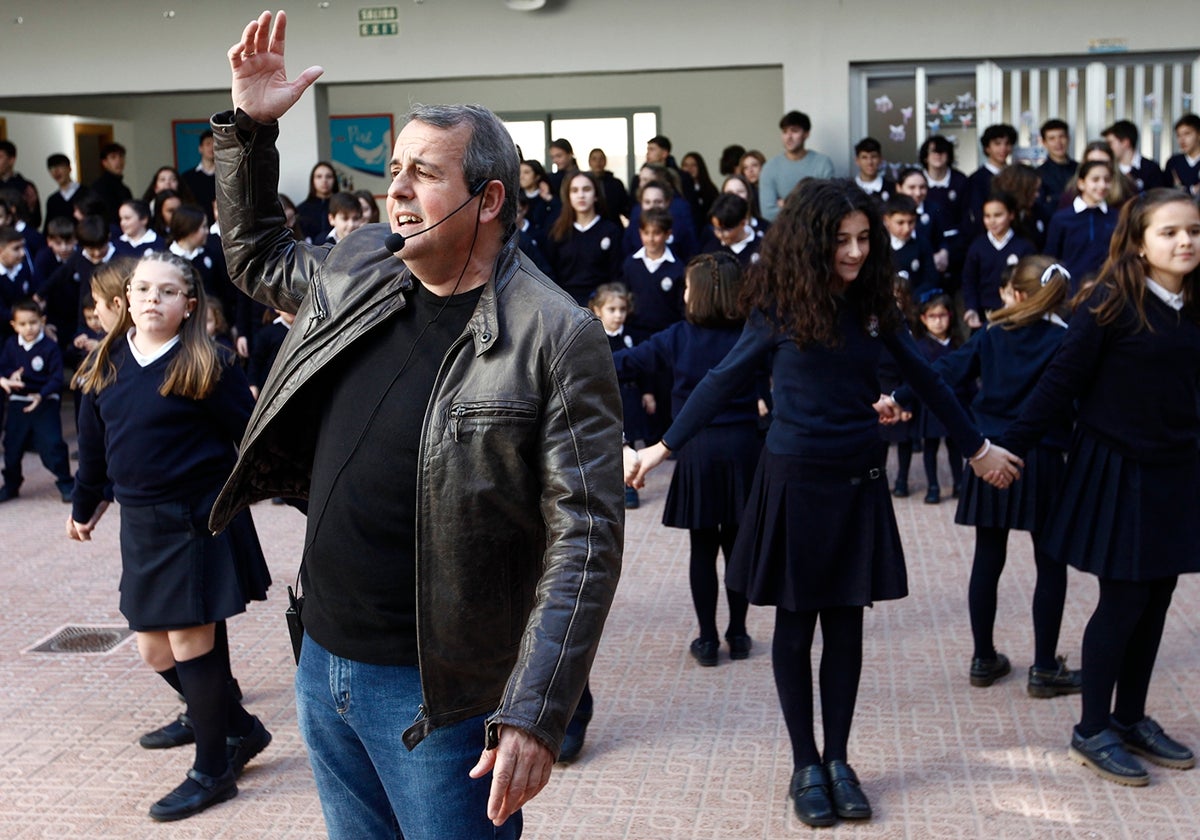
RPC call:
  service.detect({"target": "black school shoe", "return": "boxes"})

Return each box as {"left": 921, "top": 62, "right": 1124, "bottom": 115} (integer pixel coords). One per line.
{"left": 1113, "top": 716, "right": 1196, "bottom": 770}
{"left": 139, "top": 714, "right": 194, "bottom": 749}
{"left": 1069, "top": 728, "right": 1149, "bottom": 786}
{"left": 1027, "top": 656, "right": 1082, "bottom": 698}
{"left": 970, "top": 652, "right": 1011, "bottom": 687}
{"left": 227, "top": 716, "right": 272, "bottom": 776}
{"left": 148, "top": 766, "right": 238, "bottom": 821}
{"left": 689, "top": 638, "right": 719, "bottom": 667}
{"left": 725, "top": 633, "right": 752, "bottom": 661}
{"left": 789, "top": 764, "right": 836, "bottom": 827}
{"left": 924, "top": 485, "right": 941, "bottom": 504}
{"left": 825, "top": 760, "right": 871, "bottom": 820}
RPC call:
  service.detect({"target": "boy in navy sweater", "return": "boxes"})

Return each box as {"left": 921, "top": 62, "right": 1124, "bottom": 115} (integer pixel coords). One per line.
{"left": 853, "top": 137, "right": 894, "bottom": 203}
{"left": 1166, "top": 114, "right": 1200, "bottom": 196}
{"left": 622, "top": 207, "right": 685, "bottom": 340}
{"left": 703, "top": 193, "right": 762, "bottom": 268}
{"left": 1103, "top": 119, "right": 1168, "bottom": 193}
{"left": 962, "top": 191, "right": 1035, "bottom": 329}
{"left": 883, "top": 195, "right": 939, "bottom": 300}
{"left": 0, "top": 299, "right": 74, "bottom": 502}
{"left": 1036, "top": 119, "right": 1078, "bottom": 215}
{"left": 0, "top": 226, "right": 38, "bottom": 340}
{"left": 965, "top": 124, "right": 1017, "bottom": 238}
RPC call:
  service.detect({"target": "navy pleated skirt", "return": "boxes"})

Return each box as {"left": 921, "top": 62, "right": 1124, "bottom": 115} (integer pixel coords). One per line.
{"left": 726, "top": 444, "right": 907, "bottom": 611}
{"left": 662, "top": 421, "right": 761, "bottom": 529}
{"left": 955, "top": 445, "right": 1066, "bottom": 533}
{"left": 118, "top": 487, "right": 271, "bottom": 631}
{"left": 1039, "top": 432, "right": 1200, "bottom": 581}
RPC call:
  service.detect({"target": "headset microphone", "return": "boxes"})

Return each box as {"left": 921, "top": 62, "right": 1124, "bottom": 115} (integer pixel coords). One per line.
{"left": 384, "top": 178, "right": 488, "bottom": 254}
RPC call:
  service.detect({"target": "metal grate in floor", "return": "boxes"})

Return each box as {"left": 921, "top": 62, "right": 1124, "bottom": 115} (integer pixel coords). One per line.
{"left": 28, "top": 625, "right": 134, "bottom": 654}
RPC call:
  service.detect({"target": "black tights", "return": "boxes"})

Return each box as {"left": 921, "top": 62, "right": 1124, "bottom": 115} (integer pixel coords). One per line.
{"left": 967, "top": 527, "right": 1067, "bottom": 669}
{"left": 1077, "top": 576, "right": 1177, "bottom": 737}
{"left": 689, "top": 526, "right": 748, "bottom": 642}
{"left": 892, "top": 442, "right": 912, "bottom": 486}
{"left": 772, "top": 606, "right": 864, "bottom": 769}
{"left": 922, "top": 437, "right": 962, "bottom": 489}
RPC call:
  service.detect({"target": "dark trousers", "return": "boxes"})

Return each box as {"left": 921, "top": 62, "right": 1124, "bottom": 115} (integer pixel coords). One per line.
{"left": 2, "top": 397, "right": 73, "bottom": 491}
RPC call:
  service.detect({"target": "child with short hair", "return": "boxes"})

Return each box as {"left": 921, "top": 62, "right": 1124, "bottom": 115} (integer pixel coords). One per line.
{"left": 44, "top": 152, "right": 80, "bottom": 233}
{"left": 853, "top": 137, "right": 894, "bottom": 202}
{"left": 703, "top": 193, "right": 762, "bottom": 268}
{"left": 39, "top": 215, "right": 114, "bottom": 354}
{"left": 622, "top": 207, "right": 685, "bottom": 338}
{"left": 69, "top": 251, "right": 271, "bottom": 819}
{"left": 0, "top": 226, "right": 36, "bottom": 338}
{"left": 1037, "top": 119, "right": 1077, "bottom": 212}
{"left": 33, "top": 216, "right": 76, "bottom": 286}
{"left": 71, "top": 301, "right": 106, "bottom": 359}
{"left": 0, "top": 299, "right": 74, "bottom": 502}
{"left": 114, "top": 199, "right": 163, "bottom": 257}
{"left": 961, "top": 190, "right": 1036, "bottom": 328}
{"left": 919, "top": 135, "right": 969, "bottom": 286}
{"left": 882, "top": 195, "right": 939, "bottom": 300}
{"left": 1045, "top": 160, "right": 1117, "bottom": 287}
{"left": 322, "top": 192, "right": 363, "bottom": 245}
{"left": 966, "top": 123, "right": 1018, "bottom": 236}
{"left": 1103, "top": 119, "right": 1168, "bottom": 192}
{"left": 1166, "top": 113, "right": 1200, "bottom": 196}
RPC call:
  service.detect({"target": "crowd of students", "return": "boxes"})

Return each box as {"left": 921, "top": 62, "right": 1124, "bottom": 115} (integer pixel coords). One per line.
{"left": 2, "top": 106, "right": 1200, "bottom": 828}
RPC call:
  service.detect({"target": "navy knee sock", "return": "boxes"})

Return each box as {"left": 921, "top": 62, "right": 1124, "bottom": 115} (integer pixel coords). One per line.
{"left": 175, "top": 648, "right": 230, "bottom": 777}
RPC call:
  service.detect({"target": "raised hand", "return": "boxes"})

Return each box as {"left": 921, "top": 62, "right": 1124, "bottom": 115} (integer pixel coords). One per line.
{"left": 228, "top": 10, "right": 324, "bottom": 123}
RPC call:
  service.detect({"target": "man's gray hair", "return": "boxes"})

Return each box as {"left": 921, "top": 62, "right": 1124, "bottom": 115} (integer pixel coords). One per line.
{"left": 404, "top": 104, "right": 520, "bottom": 235}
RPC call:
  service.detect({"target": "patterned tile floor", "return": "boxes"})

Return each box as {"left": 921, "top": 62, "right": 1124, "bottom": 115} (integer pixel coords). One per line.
{"left": 2, "top": 439, "right": 1199, "bottom": 838}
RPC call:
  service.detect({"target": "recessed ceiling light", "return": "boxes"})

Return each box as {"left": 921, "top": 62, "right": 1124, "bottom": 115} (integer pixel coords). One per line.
{"left": 505, "top": 0, "right": 546, "bottom": 10}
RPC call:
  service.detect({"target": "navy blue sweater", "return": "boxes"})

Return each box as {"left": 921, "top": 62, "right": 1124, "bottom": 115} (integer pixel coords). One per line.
{"left": 613, "top": 320, "right": 758, "bottom": 425}
{"left": 890, "top": 236, "right": 940, "bottom": 300}
{"left": 73, "top": 339, "right": 253, "bottom": 519}
{"left": 0, "top": 333, "right": 64, "bottom": 400}
{"left": 1002, "top": 288, "right": 1200, "bottom": 464}
{"left": 620, "top": 254, "right": 685, "bottom": 337}
{"left": 662, "top": 303, "right": 984, "bottom": 463}
{"left": 961, "top": 232, "right": 1036, "bottom": 314}
{"left": 544, "top": 217, "right": 624, "bottom": 305}
{"left": 1045, "top": 204, "right": 1117, "bottom": 286}
{"left": 1166, "top": 153, "right": 1200, "bottom": 192}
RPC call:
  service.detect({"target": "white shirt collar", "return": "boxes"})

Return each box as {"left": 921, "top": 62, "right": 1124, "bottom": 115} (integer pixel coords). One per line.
{"left": 856, "top": 175, "right": 884, "bottom": 193}
{"left": 925, "top": 170, "right": 950, "bottom": 189}
{"left": 126, "top": 328, "right": 181, "bottom": 367}
{"left": 58, "top": 182, "right": 80, "bottom": 201}
{"left": 1186, "top": 152, "right": 1200, "bottom": 168}
{"left": 1072, "top": 196, "right": 1109, "bottom": 214}
{"left": 890, "top": 234, "right": 909, "bottom": 251}
{"left": 573, "top": 216, "right": 600, "bottom": 233}
{"left": 272, "top": 315, "right": 293, "bottom": 329}
{"left": 1045, "top": 312, "right": 1069, "bottom": 328}
{"left": 1145, "top": 277, "right": 1184, "bottom": 311}
{"left": 85, "top": 243, "right": 116, "bottom": 265}
{"left": 727, "top": 226, "right": 756, "bottom": 254}
{"left": 987, "top": 229, "right": 1014, "bottom": 250}
{"left": 120, "top": 229, "right": 158, "bottom": 247}
{"left": 169, "top": 241, "right": 204, "bottom": 260}
{"left": 632, "top": 246, "right": 676, "bottom": 272}
{"left": 932, "top": 334, "right": 951, "bottom": 346}
{"left": 984, "top": 161, "right": 1003, "bottom": 175}
{"left": 17, "top": 329, "right": 46, "bottom": 351}
{"left": 1, "top": 260, "right": 23, "bottom": 280}
{"left": 603, "top": 326, "right": 624, "bottom": 338}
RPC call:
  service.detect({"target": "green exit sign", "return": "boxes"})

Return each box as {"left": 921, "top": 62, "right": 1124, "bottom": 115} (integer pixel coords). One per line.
{"left": 359, "top": 6, "right": 398, "bottom": 36}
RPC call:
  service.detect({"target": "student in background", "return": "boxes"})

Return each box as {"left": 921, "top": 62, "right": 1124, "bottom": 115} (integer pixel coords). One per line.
{"left": 680, "top": 151, "right": 720, "bottom": 222}
{"left": 720, "top": 174, "right": 771, "bottom": 236}
{"left": 89, "top": 143, "right": 133, "bottom": 227}
{"left": 545, "top": 170, "right": 623, "bottom": 306}
{"left": 1103, "top": 119, "right": 1168, "bottom": 193}
{"left": 352, "top": 189, "right": 381, "bottom": 224}
{"left": 993, "top": 164, "right": 1049, "bottom": 249}
{"left": 141, "top": 167, "right": 195, "bottom": 218}
{"left": 1045, "top": 160, "right": 1118, "bottom": 288}
{"left": 44, "top": 153, "right": 81, "bottom": 234}
{"left": 114, "top": 200, "right": 165, "bottom": 258}
{"left": 248, "top": 308, "right": 294, "bottom": 399}
{"left": 321, "top": 192, "right": 363, "bottom": 246}
{"left": 40, "top": 216, "right": 115, "bottom": 354}
{"left": 168, "top": 205, "right": 237, "bottom": 328}
{"left": 295, "top": 161, "right": 339, "bottom": 243}
{"left": 588, "top": 148, "right": 630, "bottom": 224}
{"left": 0, "top": 226, "right": 37, "bottom": 337}
{"left": 910, "top": 291, "right": 970, "bottom": 504}
{"left": 703, "top": 193, "right": 763, "bottom": 268}
{"left": 181, "top": 130, "right": 218, "bottom": 214}
{"left": 965, "top": 123, "right": 1018, "bottom": 237}
{"left": 1166, "top": 113, "right": 1200, "bottom": 195}
{"left": 621, "top": 178, "right": 699, "bottom": 263}
{"left": 882, "top": 195, "right": 939, "bottom": 302}
{"left": 852, "top": 137, "right": 893, "bottom": 202}
{"left": 894, "top": 167, "right": 949, "bottom": 277}
{"left": 1037, "top": 119, "right": 1078, "bottom": 215}
{"left": 519, "top": 159, "right": 560, "bottom": 239}
{"left": 962, "top": 190, "right": 1036, "bottom": 329}
{"left": 1058, "top": 141, "right": 1137, "bottom": 212}
{"left": 920, "top": 135, "right": 969, "bottom": 285}
{"left": 758, "top": 111, "right": 835, "bottom": 223}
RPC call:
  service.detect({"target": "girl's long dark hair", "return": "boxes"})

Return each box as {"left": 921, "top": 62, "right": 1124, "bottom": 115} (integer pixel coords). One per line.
{"left": 1080, "top": 188, "right": 1200, "bottom": 330}
{"left": 741, "top": 178, "right": 901, "bottom": 346}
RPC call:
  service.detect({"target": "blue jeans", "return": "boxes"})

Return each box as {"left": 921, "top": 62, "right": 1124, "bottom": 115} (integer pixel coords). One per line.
{"left": 295, "top": 633, "right": 522, "bottom": 840}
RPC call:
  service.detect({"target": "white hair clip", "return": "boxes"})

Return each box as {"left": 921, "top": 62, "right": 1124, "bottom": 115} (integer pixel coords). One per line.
{"left": 1040, "top": 263, "right": 1070, "bottom": 287}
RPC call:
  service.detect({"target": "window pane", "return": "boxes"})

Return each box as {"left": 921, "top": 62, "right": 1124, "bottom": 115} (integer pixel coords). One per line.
{"left": 503, "top": 120, "right": 547, "bottom": 164}
{"left": 926, "top": 74, "right": 979, "bottom": 172}
{"left": 865, "top": 76, "right": 918, "bottom": 173}
{"left": 630, "top": 112, "right": 658, "bottom": 174}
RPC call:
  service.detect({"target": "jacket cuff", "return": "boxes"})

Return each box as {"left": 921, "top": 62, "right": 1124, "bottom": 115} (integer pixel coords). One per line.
{"left": 210, "top": 109, "right": 279, "bottom": 142}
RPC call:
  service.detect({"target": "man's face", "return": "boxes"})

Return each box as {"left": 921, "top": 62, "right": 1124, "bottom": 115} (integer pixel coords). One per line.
{"left": 645, "top": 142, "right": 668, "bottom": 164}
{"left": 1177, "top": 125, "right": 1200, "bottom": 157}
{"left": 102, "top": 152, "right": 125, "bottom": 175}
{"left": 199, "top": 136, "right": 215, "bottom": 164}
{"left": 10, "top": 309, "right": 43, "bottom": 344}
{"left": 781, "top": 125, "right": 808, "bottom": 154}
{"left": 49, "top": 163, "right": 72, "bottom": 187}
{"left": 387, "top": 120, "right": 478, "bottom": 264}
{"left": 1042, "top": 128, "right": 1069, "bottom": 160}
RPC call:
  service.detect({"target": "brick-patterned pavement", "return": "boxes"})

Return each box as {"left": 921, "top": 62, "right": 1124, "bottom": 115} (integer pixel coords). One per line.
{"left": 2, "top": 434, "right": 1199, "bottom": 838}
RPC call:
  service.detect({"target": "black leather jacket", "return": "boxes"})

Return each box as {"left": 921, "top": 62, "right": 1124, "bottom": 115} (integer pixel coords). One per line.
{"left": 207, "top": 111, "right": 623, "bottom": 754}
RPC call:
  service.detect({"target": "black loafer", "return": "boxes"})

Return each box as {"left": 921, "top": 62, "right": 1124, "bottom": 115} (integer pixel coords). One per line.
{"left": 227, "top": 716, "right": 272, "bottom": 776}
{"left": 1027, "top": 656, "right": 1082, "bottom": 698}
{"left": 1068, "top": 728, "right": 1149, "bottom": 786}
{"left": 148, "top": 766, "right": 237, "bottom": 821}
{"left": 725, "top": 633, "right": 752, "bottom": 661}
{"left": 970, "top": 652, "right": 1011, "bottom": 687}
{"left": 690, "top": 638, "right": 719, "bottom": 667}
{"left": 1113, "top": 716, "right": 1196, "bottom": 770}
{"left": 892, "top": 483, "right": 909, "bottom": 498}
{"left": 789, "top": 764, "right": 836, "bottom": 827}
{"left": 924, "top": 486, "right": 941, "bottom": 504}
{"left": 558, "top": 708, "right": 592, "bottom": 764}
{"left": 825, "top": 760, "right": 871, "bottom": 819}
{"left": 139, "top": 714, "right": 194, "bottom": 749}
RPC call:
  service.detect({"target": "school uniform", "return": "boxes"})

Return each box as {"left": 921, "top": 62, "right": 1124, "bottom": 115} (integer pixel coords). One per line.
{"left": 912, "top": 334, "right": 972, "bottom": 439}
{"left": 621, "top": 247, "right": 685, "bottom": 339}
{"left": 663, "top": 302, "right": 984, "bottom": 611}
{"left": 605, "top": 328, "right": 652, "bottom": 446}
{"left": 855, "top": 174, "right": 895, "bottom": 203}
{"left": 594, "top": 170, "right": 630, "bottom": 224}
{"left": 0, "top": 259, "right": 39, "bottom": 331}
{"left": 1120, "top": 154, "right": 1168, "bottom": 193}
{"left": 516, "top": 219, "right": 554, "bottom": 280}
{"left": 170, "top": 238, "right": 238, "bottom": 328}
{"left": 961, "top": 229, "right": 1036, "bottom": 315}
{"left": 31, "top": 248, "right": 70, "bottom": 294}
{"left": 924, "top": 168, "right": 969, "bottom": 283}
{"left": 912, "top": 201, "right": 944, "bottom": 251}
{"left": 113, "top": 228, "right": 165, "bottom": 258}
{"left": 181, "top": 165, "right": 217, "bottom": 217}
{"left": 1045, "top": 198, "right": 1117, "bottom": 288}
{"left": 615, "top": 320, "right": 763, "bottom": 529}
{"left": 702, "top": 226, "right": 763, "bottom": 269}
{"left": 964, "top": 161, "right": 1003, "bottom": 236}
{"left": 622, "top": 199, "right": 700, "bottom": 263}
{"left": 522, "top": 189, "right": 560, "bottom": 241}
{"left": 14, "top": 221, "right": 46, "bottom": 262}
{"left": 1165, "top": 152, "right": 1200, "bottom": 193}
{"left": 44, "top": 182, "right": 80, "bottom": 233}
{"left": 1002, "top": 282, "right": 1200, "bottom": 580}
{"left": 296, "top": 196, "right": 331, "bottom": 243}
{"left": 543, "top": 215, "right": 623, "bottom": 306}
{"left": 248, "top": 316, "right": 291, "bottom": 391}
{"left": 72, "top": 334, "right": 269, "bottom": 630}
{"left": 40, "top": 248, "right": 114, "bottom": 353}
{"left": 889, "top": 234, "right": 940, "bottom": 300}
{"left": 0, "top": 330, "right": 73, "bottom": 498}
{"left": 1037, "top": 157, "right": 1078, "bottom": 212}
{"left": 924, "top": 318, "right": 1070, "bottom": 532}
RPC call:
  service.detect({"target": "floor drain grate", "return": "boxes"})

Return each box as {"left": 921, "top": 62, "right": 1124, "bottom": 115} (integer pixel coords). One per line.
{"left": 29, "top": 625, "right": 134, "bottom": 654}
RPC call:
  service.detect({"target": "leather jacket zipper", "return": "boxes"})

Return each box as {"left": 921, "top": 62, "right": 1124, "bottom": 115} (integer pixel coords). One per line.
{"left": 305, "top": 278, "right": 329, "bottom": 336}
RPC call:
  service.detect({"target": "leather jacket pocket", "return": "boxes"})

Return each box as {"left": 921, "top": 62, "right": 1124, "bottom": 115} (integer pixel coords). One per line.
{"left": 448, "top": 399, "right": 538, "bottom": 443}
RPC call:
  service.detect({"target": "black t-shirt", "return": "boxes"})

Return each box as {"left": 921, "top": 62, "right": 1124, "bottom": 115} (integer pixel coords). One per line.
{"left": 301, "top": 279, "right": 484, "bottom": 665}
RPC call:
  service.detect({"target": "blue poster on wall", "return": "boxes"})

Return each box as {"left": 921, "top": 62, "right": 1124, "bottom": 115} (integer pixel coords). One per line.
{"left": 329, "top": 114, "right": 393, "bottom": 177}
{"left": 173, "top": 120, "right": 212, "bottom": 171}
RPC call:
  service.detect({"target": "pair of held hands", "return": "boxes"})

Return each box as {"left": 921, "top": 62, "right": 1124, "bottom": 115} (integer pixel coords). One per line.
{"left": 622, "top": 394, "right": 1023, "bottom": 491}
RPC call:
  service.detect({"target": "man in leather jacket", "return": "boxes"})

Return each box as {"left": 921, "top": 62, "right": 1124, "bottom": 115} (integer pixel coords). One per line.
{"left": 209, "top": 12, "right": 623, "bottom": 838}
